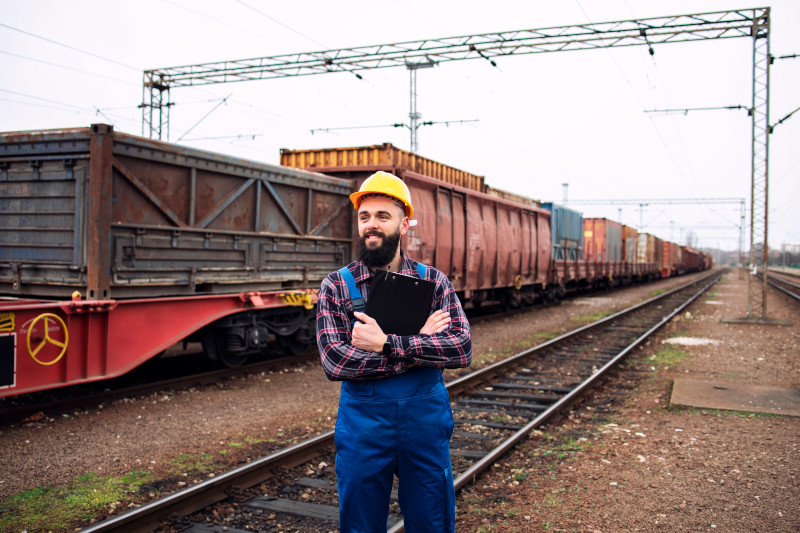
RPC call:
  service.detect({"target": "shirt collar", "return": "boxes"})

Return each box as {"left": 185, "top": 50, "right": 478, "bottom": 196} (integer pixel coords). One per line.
{"left": 353, "top": 249, "right": 415, "bottom": 283}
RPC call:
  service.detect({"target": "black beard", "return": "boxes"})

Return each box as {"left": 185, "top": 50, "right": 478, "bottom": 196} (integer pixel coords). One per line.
{"left": 357, "top": 228, "right": 402, "bottom": 269}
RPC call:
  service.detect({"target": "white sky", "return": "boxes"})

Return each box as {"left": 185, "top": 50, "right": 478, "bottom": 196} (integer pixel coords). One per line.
{"left": 2, "top": 1, "right": 799, "bottom": 252}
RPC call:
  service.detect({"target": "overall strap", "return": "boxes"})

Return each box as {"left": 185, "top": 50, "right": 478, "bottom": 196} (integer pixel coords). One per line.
{"left": 338, "top": 266, "right": 365, "bottom": 313}
{"left": 416, "top": 262, "right": 427, "bottom": 279}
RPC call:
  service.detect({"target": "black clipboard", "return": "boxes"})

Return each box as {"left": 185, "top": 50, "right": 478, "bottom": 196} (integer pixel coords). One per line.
{"left": 365, "top": 269, "right": 436, "bottom": 336}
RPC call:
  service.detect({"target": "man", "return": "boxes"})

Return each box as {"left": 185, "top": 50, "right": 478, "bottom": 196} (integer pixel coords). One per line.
{"left": 316, "top": 171, "right": 473, "bottom": 533}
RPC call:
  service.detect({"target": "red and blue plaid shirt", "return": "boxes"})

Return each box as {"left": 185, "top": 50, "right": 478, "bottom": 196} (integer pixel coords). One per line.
{"left": 316, "top": 251, "right": 472, "bottom": 381}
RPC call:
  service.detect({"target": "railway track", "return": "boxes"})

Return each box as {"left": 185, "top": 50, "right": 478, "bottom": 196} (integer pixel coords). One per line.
{"left": 767, "top": 270, "right": 800, "bottom": 301}
{"left": 80, "top": 269, "right": 723, "bottom": 533}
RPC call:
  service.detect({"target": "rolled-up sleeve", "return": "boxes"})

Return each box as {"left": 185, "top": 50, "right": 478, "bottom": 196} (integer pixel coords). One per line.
{"left": 316, "top": 271, "right": 396, "bottom": 381}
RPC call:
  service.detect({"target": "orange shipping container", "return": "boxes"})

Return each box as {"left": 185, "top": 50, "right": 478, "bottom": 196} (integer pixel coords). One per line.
{"left": 280, "top": 143, "right": 486, "bottom": 192}
{"left": 583, "top": 218, "right": 622, "bottom": 262}
{"left": 622, "top": 225, "right": 638, "bottom": 264}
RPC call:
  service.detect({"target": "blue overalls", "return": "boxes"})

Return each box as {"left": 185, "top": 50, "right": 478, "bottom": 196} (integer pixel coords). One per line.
{"left": 336, "top": 265, "right": 456, "bottom": 533}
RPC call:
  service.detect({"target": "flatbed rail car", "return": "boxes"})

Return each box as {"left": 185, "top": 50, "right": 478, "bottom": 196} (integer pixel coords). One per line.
{"left": 0, "top": 124, "right": 353, "bottom": 398}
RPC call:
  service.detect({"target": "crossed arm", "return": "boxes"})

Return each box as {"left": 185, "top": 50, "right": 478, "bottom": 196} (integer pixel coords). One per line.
{"left": 317, "top": 272, "right": 473, "bottom": 381}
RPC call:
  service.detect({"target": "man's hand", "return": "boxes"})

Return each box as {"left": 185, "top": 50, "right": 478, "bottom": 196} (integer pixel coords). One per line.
{"left": 352, "top": 312, "right": 388, "bottom": 352}
{"left": 419, "top": 309, "right": 451, "bottom": 335}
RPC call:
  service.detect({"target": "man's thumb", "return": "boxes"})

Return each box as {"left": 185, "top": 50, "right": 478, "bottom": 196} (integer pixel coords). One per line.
{"left": 353, "top": 311, "right": 374, "bottom": 324}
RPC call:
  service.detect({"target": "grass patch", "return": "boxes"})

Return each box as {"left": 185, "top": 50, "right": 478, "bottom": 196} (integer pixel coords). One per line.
{"left": 171, "top": 452, "right": 222, "bottom": 475}
{"left": 648, "top": 345, "right": 690, "bottom": 370}
{"left": 570, "top": 311, "right": 611, "bottom": 323}
{"left": 649, "top": 288, "right": 667, "bottom": 297}
{"left": 0, "top": 470, "right": 154, "bottom": 532}
{"left": 531, "top": 331, "right": 559, "bottom": 341}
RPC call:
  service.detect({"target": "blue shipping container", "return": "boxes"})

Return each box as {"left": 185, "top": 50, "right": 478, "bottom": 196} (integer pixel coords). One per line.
{"left": 542, "top": 202, "right": 584, "bottom": 261}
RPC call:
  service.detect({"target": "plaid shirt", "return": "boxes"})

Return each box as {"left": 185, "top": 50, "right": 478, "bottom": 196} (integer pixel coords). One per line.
{"left": 316, "top": 251, "right": 472, "bottom": 381}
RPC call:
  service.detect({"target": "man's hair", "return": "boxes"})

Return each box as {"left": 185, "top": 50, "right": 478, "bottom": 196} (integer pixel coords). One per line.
{"left": 358, "top": 193, "right": 406, "bottom": 216}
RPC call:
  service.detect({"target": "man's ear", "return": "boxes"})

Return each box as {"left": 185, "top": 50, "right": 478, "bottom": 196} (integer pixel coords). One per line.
{"left": 400, "top": 216, "right": 410, "bottom": 236}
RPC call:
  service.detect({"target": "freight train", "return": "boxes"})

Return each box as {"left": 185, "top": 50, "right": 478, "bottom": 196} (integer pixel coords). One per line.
{"left": 0, "top": 125, "right": 710, "bottom": 398}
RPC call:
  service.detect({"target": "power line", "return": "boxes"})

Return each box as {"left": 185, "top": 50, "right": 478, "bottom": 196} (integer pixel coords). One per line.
{"left": 645, "top": 105, "right": 751, "bottom": 116}
{"left": 161, "top": 0, "right": 285, "bottom": 48}
{"left": 310, "top": 119, "right": 478, "bottom": 135}
{"left": 177, "top": 93, "right": 233, "bottom": 141}
{"left": 568, "top": 197, "right": 745, "bottom": 205}
{"left": 0, "top": 22, "right": 139, "bottom": 71}
{"left": 0, "top": 88, "right": 89, "bottom": 111}
{"left": 233, "top": 0, "right": 328, "bottom": 49}
{"left": 575, "top": 0, "right": 690, "bottom": 190}
{"left": 0, "top": 96, "right": 87, "bottom": 115}
{"left": 0, "top": 50, "right": 136, "bottom": 85}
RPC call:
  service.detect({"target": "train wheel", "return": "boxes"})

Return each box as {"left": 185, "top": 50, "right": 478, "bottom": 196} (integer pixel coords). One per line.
{"left": 277, "top": 314, "right": 316, "bottom": 356}
{"left": 202, "top": 331, "right": 248, "bottom": 368}
{"left": 218, "top": 348, "right": 248, "bottom": 368}
{"left": 277, "top": 335, "right": 309, "bottom": 356}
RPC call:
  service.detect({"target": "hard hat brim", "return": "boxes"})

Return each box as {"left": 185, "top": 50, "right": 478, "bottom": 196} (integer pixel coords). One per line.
{"left": 350, "top": 190, "right": 414, "bottom": 219}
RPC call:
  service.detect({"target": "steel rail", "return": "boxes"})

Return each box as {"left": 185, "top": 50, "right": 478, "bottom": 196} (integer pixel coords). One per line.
{"left": 80, "top": 271, "right": 722, "bottom": 532}
{"left": 767, "top": 273, "right": 800, "bottom": 301}
{"left": 79, "top": 430, "right": 336, "bottom": 533}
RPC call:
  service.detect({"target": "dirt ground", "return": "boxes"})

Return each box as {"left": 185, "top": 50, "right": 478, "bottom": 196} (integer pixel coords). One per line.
{"left": 1, "top": 269, "right": 797, "bottom": 532}
{"left": 455, "top": 271, "right": 800, "bottom": 532}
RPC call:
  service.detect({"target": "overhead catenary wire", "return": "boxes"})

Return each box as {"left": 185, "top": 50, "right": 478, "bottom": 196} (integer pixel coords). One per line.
{"left": 177, "top": 93, "right": 233, "bottom": 142}
{"left": 0, "top": 22, "right": 140, "bottom": 71}
{"left": 233, "top": 0, "right": 329, "bottom": 49}
{"left": 161, "top": 0, "right": 286, "bottom": 48}
{"left": 574, "top": 0, "right": 694, "bottom": 191}
{"left": 0, "top": 50, "right": 136, "bottom": 85}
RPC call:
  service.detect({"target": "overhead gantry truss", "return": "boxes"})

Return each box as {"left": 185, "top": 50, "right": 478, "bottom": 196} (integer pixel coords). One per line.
{"left": 141, "top": 7, "right": 772, "bottom": 321}
{"left": 142, "top": 8, "right": 767, "bottom": 138}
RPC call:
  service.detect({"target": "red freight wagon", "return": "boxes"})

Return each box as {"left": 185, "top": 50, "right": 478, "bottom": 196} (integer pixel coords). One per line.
{"left": 681, "top": 246, "right": 705, "bottom": 273}
{"left": 661, "top": 241, "right": 682, "bottom": 278}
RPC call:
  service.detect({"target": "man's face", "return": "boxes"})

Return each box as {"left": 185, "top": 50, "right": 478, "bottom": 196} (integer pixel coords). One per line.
{"left": 357, "top": 195, "right": 409, "bottom": 268}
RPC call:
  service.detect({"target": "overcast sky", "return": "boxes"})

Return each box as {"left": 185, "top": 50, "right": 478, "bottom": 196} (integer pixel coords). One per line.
{"left": 2, "top": 1, "right": 799, "bottom": 253}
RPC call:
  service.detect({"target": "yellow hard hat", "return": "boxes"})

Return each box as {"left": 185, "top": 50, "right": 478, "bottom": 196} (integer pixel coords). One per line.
{"left": 349, "top": 171, "right": 414, "bottom": 219}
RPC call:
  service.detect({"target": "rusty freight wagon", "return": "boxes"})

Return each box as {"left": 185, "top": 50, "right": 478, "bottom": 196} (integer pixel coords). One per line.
{"left": 681, "top": 246, "right": 706, "bottom": 273}
{"left": 281, "top": 144, "right": 552, "bottom": 310}
{"left": 661, "top": 241, "right": 683, "bottom": 278}
{"left": 0, "top": 124, "right": 353, "bottom": 397}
